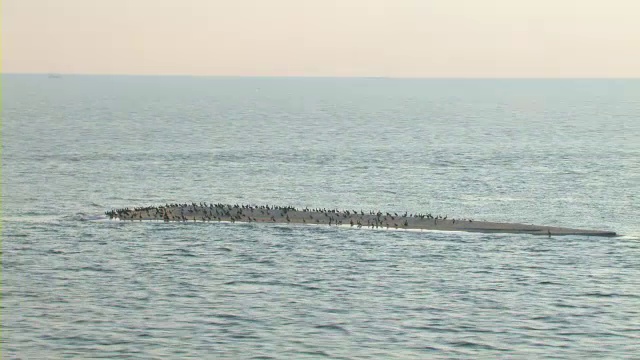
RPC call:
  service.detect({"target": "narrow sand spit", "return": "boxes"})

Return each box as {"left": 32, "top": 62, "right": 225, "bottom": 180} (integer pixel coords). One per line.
{"left": 106, "top": 203, "right": 617, "bottom": 237}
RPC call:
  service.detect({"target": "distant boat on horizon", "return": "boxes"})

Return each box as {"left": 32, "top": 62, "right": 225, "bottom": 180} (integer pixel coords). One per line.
{"left": 48, "top": 73, "right": 62, "bottom": 79}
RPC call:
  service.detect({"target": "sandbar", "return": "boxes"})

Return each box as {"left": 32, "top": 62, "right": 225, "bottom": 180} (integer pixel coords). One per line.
{"left": 106, "top": 203, "right": 617, "bottom": 237}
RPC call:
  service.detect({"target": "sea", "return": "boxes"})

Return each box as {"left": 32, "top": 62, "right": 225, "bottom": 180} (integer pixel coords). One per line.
{"left": 2, "top": 75, "right": 639, "bottom": 359}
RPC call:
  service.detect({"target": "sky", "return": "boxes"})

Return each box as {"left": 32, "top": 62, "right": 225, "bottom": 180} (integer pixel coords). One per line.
{"left": 2, "top": 0, "right": 640, "bottom": 77}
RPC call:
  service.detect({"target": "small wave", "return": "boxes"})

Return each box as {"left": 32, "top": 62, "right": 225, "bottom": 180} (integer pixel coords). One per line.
{"left": 229, "top": 333, "right": 261, "bottom": 340}
{"left": 162, "top": 249, "right": 197, "bottom": 257}
{"left": 295, "top": 350, "right": 332, "bottom": 358}
{"left": 449, "top": 340, "right": 507, "bottom": 351}
{"left": 554, "top": 302, "right": 578, "bottom": 308}
{"left": 224, "top": 280, "right": 320, "bottom": 291}
{"left": 5, "top": 233, "right": 29, "bottom": 237}
{"left": 314, "top": 323, "right": 350, "bottom": 335}
{"left": 208, "top": 312, "right": 261, "bottom": 324}
{"left": 272, "top": 225, "right": 294, "bottom": 232}
{"left": 579, "top": 292, "right": 639, "bottom": 299}
{"left": 78, "top": 214, "right": 110, "bottom": 221}
{"left": 403, "top": 326, "right": 460, "bottom": 333}
{"left": 538, "top": 281, "right": 563, "bottom": 285}
{"left": 2, "top": 215, "right": 64, "bottom": 223}
{"left": 405, "top": 305, "right": 448, "bottom": 312}
{"left": 66, "top": 213, "right": 117, "bottom": 222}
{"left": 421, "top": 346, "right": 441, "bottom": 352}
{"left": 80, "top": 265, "right": 116, "bottom": 273}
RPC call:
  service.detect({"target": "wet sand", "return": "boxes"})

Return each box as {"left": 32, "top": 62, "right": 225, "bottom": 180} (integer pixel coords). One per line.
{"left": 107, "top": 204, "right": 617, "bottom": 237}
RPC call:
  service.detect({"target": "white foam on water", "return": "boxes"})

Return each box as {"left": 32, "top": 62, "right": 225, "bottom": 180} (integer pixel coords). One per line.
{"left": 107, "top": 218, "right": 478, "bottom": 237}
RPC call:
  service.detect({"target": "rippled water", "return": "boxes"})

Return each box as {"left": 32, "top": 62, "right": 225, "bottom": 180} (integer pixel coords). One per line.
{"left": 3, "top": 75, "right": 640, "bottom": 358}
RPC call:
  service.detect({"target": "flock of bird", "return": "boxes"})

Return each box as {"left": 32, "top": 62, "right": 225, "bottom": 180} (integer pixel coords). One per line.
{"left": 106, "top": 202, "right": 474, "bottom": 229}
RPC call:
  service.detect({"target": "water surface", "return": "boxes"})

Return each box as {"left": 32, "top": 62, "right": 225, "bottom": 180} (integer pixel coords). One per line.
{"left": 3, "top": 75, "right": 639, "bottom": 358}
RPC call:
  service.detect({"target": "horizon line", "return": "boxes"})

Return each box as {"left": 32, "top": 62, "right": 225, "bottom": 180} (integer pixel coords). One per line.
{"left": 3, "top": 72, "right": 640, "bottom": 80}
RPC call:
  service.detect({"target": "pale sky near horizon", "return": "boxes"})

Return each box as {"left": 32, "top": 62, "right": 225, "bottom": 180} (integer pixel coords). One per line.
{"left": 3, "top": 0, "right": 640, "bottom": 77}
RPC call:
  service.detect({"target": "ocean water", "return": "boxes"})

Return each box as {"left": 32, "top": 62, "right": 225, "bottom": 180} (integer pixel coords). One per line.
{"left": 2, "top": 75, "right": 639, "bottom": 359}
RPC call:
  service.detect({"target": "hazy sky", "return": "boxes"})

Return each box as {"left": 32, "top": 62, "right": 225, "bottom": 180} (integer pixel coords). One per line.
{"left": 3, "top": 0, "right": 640, "bottom": 77}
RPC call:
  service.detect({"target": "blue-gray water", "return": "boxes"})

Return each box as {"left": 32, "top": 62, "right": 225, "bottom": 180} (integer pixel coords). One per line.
{"left": 2, "top": 75, "right": 640, "bottom": 359}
